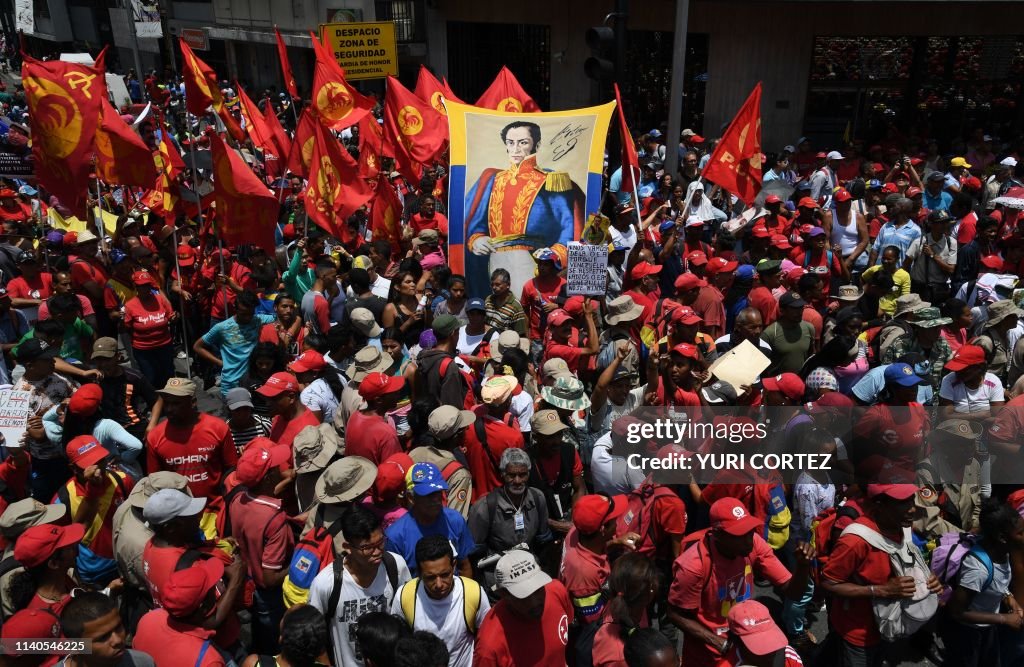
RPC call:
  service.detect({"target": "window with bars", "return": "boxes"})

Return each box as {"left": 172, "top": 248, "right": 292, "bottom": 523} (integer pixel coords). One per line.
{"left": 375, "top": 0, "right": 424, "bottom": 43}
{"left": 446, "top": 21, "right": 550, "bottom": 109}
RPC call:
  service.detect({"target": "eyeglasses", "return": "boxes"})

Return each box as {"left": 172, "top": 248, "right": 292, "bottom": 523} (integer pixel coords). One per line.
{"left": 352, "top": 538, "right": 385, "bottom": 554}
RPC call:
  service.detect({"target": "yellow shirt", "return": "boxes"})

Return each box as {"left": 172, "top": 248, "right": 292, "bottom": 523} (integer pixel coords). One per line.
{"left": 861, "top": 265, "right": 911, "bottom": 316}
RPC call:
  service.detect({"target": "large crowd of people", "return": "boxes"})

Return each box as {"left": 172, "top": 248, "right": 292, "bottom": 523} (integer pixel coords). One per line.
{"left": 0, "top": 63, "right": 1023, "bottom": 667}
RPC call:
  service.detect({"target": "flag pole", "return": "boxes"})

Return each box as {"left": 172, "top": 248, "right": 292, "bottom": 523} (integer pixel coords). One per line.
{"left": 171, "top": 226, "right": 193, "bottom": 379}
{"left": 188, "top": 122, "right": 229, "bottom": 315}
{"left": 94, "top": 174, "right": 109, "bottom": 260}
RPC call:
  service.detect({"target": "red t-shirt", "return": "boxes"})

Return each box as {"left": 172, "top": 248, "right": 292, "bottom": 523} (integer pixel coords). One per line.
{"left": 521, "top": 275, "right": 567, "bottom": 341}
{"left": 38, "top": 293, "right": 94, "bottom": 320}
{"left": 209, "top": 262, "right": 255, "bottom": 320}
{"left": 653, "top": 379, "right": 702, "bottom": 412}
{"left": 146, "top": 413, "right": 238, "bottom": 498}
{"left": 473, "top": 581, "right": 573, "bottom": 667}
{"left": 853, "top": 402, "right": 928, "bottom": 471}
{"left": 668, "top": 533, "right": 792, "bottom": 667}
{"left": 802, "top": 305, "right": 823, "bottom": 344}
{"left": 343, "top": 410, "right": 402, "bottom": 465}
{"left": 123, "top": 293, "right": 175, "bottom": 349}
{"left": 592, "top": 618, "right": 634, "bottom": 667}
{"left": 465, "top": 409, "right": 525, "bottom": 502}
{"left": 227, "top": 492, "right": 295, "bottom": 588}
{"left": 268, "top": 408, "right": 322, "bottom": 451}
{"left": 133, "top": 609, "right": 226, "bottom": 667}
{"left": 559, "top": 530, "right": 611, "bottom": 624}
{"left": 536, "top": 448, "right": 583, "bottom": 486}
{"left": 692, "top": 285, "right": 726, "bottom": 338}
{"left": 6, "top": 272, "right": 53, "bottom": 300}
{"left": 542, "top": 340, "right": 585, "bottom": 375}
{"left": 747, "top": 286, "right": 779, "bottom": 326}
{"left": 410, "top": 211, "right": 449, "bottom": 236}
{"left": 956, "top": 211, "right": 978, "bottom": 245}
{"left": 69, "top": 255, "right": 110, "bottom": 292}
{"left": 792, "top": 250, "right": 843, "bottom": 296}
{"left": 821, "top": 516, "right": 900, "bottom": 647}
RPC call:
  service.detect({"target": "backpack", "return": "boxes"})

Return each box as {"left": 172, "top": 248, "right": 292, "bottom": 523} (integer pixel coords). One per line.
{"left": 439, "top": 356, "right": 476, "bottom": 410}
{"left": 326, "top": 551, "right": 399, "bottom": 620}
{"left": 398, "top": 576, "right": 482, "bottom": 633}
{"left": 868, "top": 318, "right": 915, "bottom": 365}
{"left": 840, "top": 522, "right": 939, "bottom": 641}
{"left": 811, "top": 502, "right": 862, "bottom": 565}
{"left": 802, "top": 249, "right": 834, "bottom": 276}
{"left": 527, "top": 443, "right": 576, "bottom": 520}
{"left": 282, "top": 507, "right": 344, "bottom": 607}
{"left": 929, "top": 531, "right": 994, "bottom": 604}
{"left": 639, "top": 299, "right": 680, "bottom": 350}
{"left": 615, "top": 482, "right": 682, "bottom": 559}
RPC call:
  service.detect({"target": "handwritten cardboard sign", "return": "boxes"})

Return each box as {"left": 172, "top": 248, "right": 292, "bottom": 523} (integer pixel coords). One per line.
{"left": 567, "top": 242, "right": 608, "bottom": 296}
{"left": 0, "top": 390, "right": 33, "bottom": 449}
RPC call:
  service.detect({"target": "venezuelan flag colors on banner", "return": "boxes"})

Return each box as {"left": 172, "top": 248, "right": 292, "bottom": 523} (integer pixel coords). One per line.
{"left": 444, "top": 100, "right": 615, "bottom": 298}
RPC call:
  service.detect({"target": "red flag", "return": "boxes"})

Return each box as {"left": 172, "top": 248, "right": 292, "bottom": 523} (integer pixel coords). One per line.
{"left": 235, "top": 83, "right": 275, "bottom": 158}
{"left": 263, "top": 103, "right": 292, "bottom": 175}
{"left": 275, "top": 27, "right": 299, "bottom": 100}
{"left": 95, "top": 98, "right": 156, "bottom": 188}
{"left": 305, "top": 121, "right": 372, "bottom": 243}
{"left": 179, "top": 38, "right": 245, "bottom": 141}
{"left": 22, "top": 51, "right": 108, "bottom": 217}
{"left": 286, "top": 108, "right": 317, "bottom": 178}
{"left": 702, "top": 83, "right": 763, "bottom": 205}
{"left": 383, "top": 76, "right": 446, "bottom": 164}
{"left": 370, "top": 175, "right": 403, "bottom": 250}
{"left": 613, "top": 84, "right": 641, "bottom": 195}
{"left": 208, "top": 131, "right": 277, "bottom": 253}
{"left": 144, "top": 120, "right": 183, "bottom": 221}
{"left": 310, "top": 31, "right": 374, "bottom": 131}
{"left": 382, "top": 115, "right": 422, "bottom": 185}
{"left": 475, "top": 66, "right": 540, "bottom": 113}
{"left": 414, "top": 65, "right": 464, "bottom": 117}
{"left": 357, "top": 114, "right": 386, "bottom": 181}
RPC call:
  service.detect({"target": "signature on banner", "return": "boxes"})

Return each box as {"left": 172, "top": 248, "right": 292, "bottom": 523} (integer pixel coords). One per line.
{"left": 549, "top": 123, "right": 586, "bottom": 161}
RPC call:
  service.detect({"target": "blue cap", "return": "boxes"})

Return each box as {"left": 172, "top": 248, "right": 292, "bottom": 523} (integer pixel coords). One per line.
{"left": 736, "top": 265, "right": 756, "bottom": 281}
{"left": 466, "top": 297, "right": 486, "bottom": 313}
{"left": 18, "top": 185, "right": 36, "bottom": 196}
{"left": 409, "top": 462, "right": 448, "bottom": 496}
{"left": 649, "top": 128, "right": 662, "bottom": 138}
{"left": 867, "top": 179, "right": 883, "bottom": 189}
{"left": 884, "top": 363, "right": 926, "bottom": 387}
{"left": 658, "top": 219, "right": 676, "bottom": 233}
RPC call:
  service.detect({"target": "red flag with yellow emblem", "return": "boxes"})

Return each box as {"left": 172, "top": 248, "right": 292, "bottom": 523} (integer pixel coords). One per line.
{"left": 179, "top": 38, "right": 245, "bottom": 142}
{"left": 235, "top": 83, "right": 275, "bottom": 158}
{"left": 143, "top": 115, "right": 184, "bottom": 220}
{"left": 414, "top": 65, "right": 464, "bottom": 118}
{"left": 96, "top": 98, "right": 155, "bottom": 188}
{"left": 275, "top": 27, "right": 299, "bottom": 100}
{"left": 383, "top": 76, "right": 446, "bottom": 165}
{"left": 208, "top": 131, "right": 277, "bottom": 253}
{"left": 286, "top": 108, "right": 317, "bottom": 178}
{"left": 306, "top": 121, "right": 372, "bottom": 243}
{"left": 370, "top": 174, "right": 403, "bottom": 249}
{"left": 475, "top": 66, "right": 540, "bottom": 113}
{"left": 702, "top": 82, "right": 763, "bottom": 205}
{"left": 310, "top": 31, "right": 374, "bottom": 131}
{"left": 357, "top": 114, "right": 386, "bottom": 181}
{"left": 22, "top": 51, "right": 108, "bottom": 217}
{"left": 263, "top": 103, "right": 291, "bottom": 177}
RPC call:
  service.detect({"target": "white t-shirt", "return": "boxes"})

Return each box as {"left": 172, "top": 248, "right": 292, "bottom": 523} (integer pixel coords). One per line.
{"left": 939, "top": 372, "right": 1005, "bottom": 414}
{"left": 309, "top": 553, "right": 412, "bottom": 667}
{"left": 590, "top": 432, "right": 646, "bottom": 495}
{"left": 588, "top": 386, "right": 644, "bottom": 435}
{"left": 389, "top": 577, "right": 491, "bottom": 667}
{"left": 510, "top": 391, "right": 535, "bottom": 433}
{"left": 456, "top": 326, "right": 497, "bottom": 356}
{"left": 300, "top": 377, "right": 340, "bottom": 424}
{"left": 610, "top": 225, "right": 638, "bottom": 254}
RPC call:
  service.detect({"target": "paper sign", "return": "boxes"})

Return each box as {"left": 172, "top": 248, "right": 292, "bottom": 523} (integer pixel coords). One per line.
{"left": 566, "top": 242, "right": 608, "bottom": 296}
{"left": 0, "top": 390, "right": 33, "bottom": 449}
{"left": 708, "top": 339, "right": 771, "bottom": 390}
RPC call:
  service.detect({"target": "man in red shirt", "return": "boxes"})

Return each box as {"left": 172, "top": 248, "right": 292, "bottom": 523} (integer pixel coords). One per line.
{"left": 68, "top": 230, "right": 110, "bottom": 321}
{"left": 344, "top": 371, "right": 404, "bottom": 465}
{"left": 473, "top": 550, "right": 574, "bottom": 667}
{"left": 7, "top": 250, "right": 52, "bottom": 321}
{"left": 256, "top": 372, "right": 321, "bottom": 450}
{"left": 667, "top": 497, "right": 812, "bottom": 667}
{"left": 723, "top": 600, "right": 804, "bottom": 667}
{"left": 749, "top": 260, "right": 782, "bottom": 326}
{"left": 821, "top": 484, "right": 943, "bottom": 666}
{"left": 521, "top": 248, "right": 567, "bottom": 344}
{"left": 409, "top": 194, "right": 449, "bottom": 237}
{"left": 228, "top": 439, "right": 295, "bottom": 655}
{"left": 146, "top": 378, "right": 238, "bottom": 499}
{"left": 465, "top": 375, "right": 525, "bottom": 501}
{"left": 624, "top": 262, "right": 661, "bottom": 315}
{"left": 541, "top": 306, "right": 598, "bottom": 375}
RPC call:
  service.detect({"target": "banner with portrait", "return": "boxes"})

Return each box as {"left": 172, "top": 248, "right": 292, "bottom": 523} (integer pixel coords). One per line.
{"left": 445, "top": 100, "right": 615, "bottom": 298}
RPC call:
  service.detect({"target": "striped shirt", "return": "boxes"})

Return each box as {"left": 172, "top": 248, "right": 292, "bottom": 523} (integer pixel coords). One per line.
{"left": 230, "top": 414, "right": 272, "bottom": 455}
{"left": 484, "top": 295, "right": 527, "bottom": 336}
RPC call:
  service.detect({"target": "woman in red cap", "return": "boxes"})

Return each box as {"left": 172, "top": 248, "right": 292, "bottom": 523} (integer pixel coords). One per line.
{"left": 122, "top": 269, "right": 177, "bottom": 391}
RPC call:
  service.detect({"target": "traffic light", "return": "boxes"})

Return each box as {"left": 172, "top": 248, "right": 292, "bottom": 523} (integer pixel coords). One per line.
{"left": 584, "top": 26, "right": 616, "bottom": 81}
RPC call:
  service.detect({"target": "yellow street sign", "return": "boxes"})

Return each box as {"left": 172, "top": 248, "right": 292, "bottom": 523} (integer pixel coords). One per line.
{"left": 319, "top": 21, "right": 398, "bottom": 81}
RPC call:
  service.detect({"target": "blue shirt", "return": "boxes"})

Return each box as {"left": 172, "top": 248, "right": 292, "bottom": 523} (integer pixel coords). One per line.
{"left": 852, "top": 364, "right": 933, "bottom": 405}
{"left": 385, "top": 507, "right": 476, "bottom": 576}
{"left": 201, "top": 313, "right": 276, "bottom": 397}
{"left": 923, "top": 190, "right": 952, "bottom": 212}
{"left": 872, "top": 220, "right": 922, "bottom": 264}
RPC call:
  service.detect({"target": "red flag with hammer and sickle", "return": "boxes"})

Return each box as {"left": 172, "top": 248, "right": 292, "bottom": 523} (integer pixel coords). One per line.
{"left": 701, "top": 82, "right": 763, "bottom": 205}
{"left": 22, "top": 50, "right": 108, "bottom": 217}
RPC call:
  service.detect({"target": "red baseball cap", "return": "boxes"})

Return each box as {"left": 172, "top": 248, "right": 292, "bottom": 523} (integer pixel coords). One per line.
{"left": 630, "top": 262, "right": 662, "bottom": 280}
{"left": 176, "top": 244, "right": 197, "bottom": 267}
{"left": 64, "top": 232, "right": 78, "bottom": 245}
{"left": 750, "top": 224, "right": 771, "bottom": 239}
{"left": 834, "top": 188, "right": 852, "bottom": 203}
{"left": 132, "top": 270, "right": 158, "bottom": 287}
{"left": 288, "top": 350, "right": 327, "bottom": 374}
{"left": 548, "top": 309, "right": 573, "bottom": 327}
{"left": 785, "top": 267, "right": 807, "bottom": 283}
{"left": 68, "top": 383, "right": 103, "bottom": 416}
{"left": 256, "top": 372, "right": 301, "bottom": 397}
{"left": 675, "top": 273, "right": 707, "bottom": 291}
{"left": 798, "top": 197, "right": 819, "bottom": 209}
{"left": 764, "top": 195, "right": 782, "bottom": 204}
{"left": 770, "top": 234, "right": 793, "bottom": 250}
{"left": 359, "top": 372, "right": 406, "bottom": 402}
{"left": 881, "top": 182, "right": 898, "bottom": 194}
{"left": 281, "top": 223, "right": 296, "bottom": 240}
{"left": 14, "top": 523, "right": 86, "bottom": 568}
{"left": 815, "top": 151, "right": 827, "bottom": 159}
{"left": 980, "top": 255, "right": 1004, "bottom": 271}
{"left": 563, "top": 296, "right": 596, "bottom": 318}
{"left": 671, "top": 306, "right": 703, "bottom": 326}
{"left": 66, "top": 435, "right": 110, "bottom": 470}
{"left": 762, "top": 373, "right": 806, "bottom": 401}
{"left": 573, "top": 494, "right": 628, "bottom": 535}
{"left": 728, "top": 600, "right": 788, "bottom": 655}
{"left": 866, "top": 484, "right": 918, "bottom": 501}
{"left": 963, "top": 176, "right": 982, "bottom": 192}
{"left": 1, "top": 608, "right": 61, "bottom": 641}
{"left": 710, "top": 497, "right": 762, "bottom": 535}
{"left": 686, "top": 251, "right": 708, "bottom": 266}
{"left": 162, "top": 558, "right": 225, "bottom": 618}
{"left": 944, "top": 344, "right": 986, "bottom": 372}
{"left": 706, "top": 257, "right": 739, "bottom": 276}
{"left": 235, "top": 438, "right": 291, "bottom": 487}
{"left": 670, "top": 342, "right": 699, "bottom": 360}
{"left": 906, "top": 186, "right": 923, "bottom": 198}
{"left": 375, "top": 452, "right": 415, "bottom": 502}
